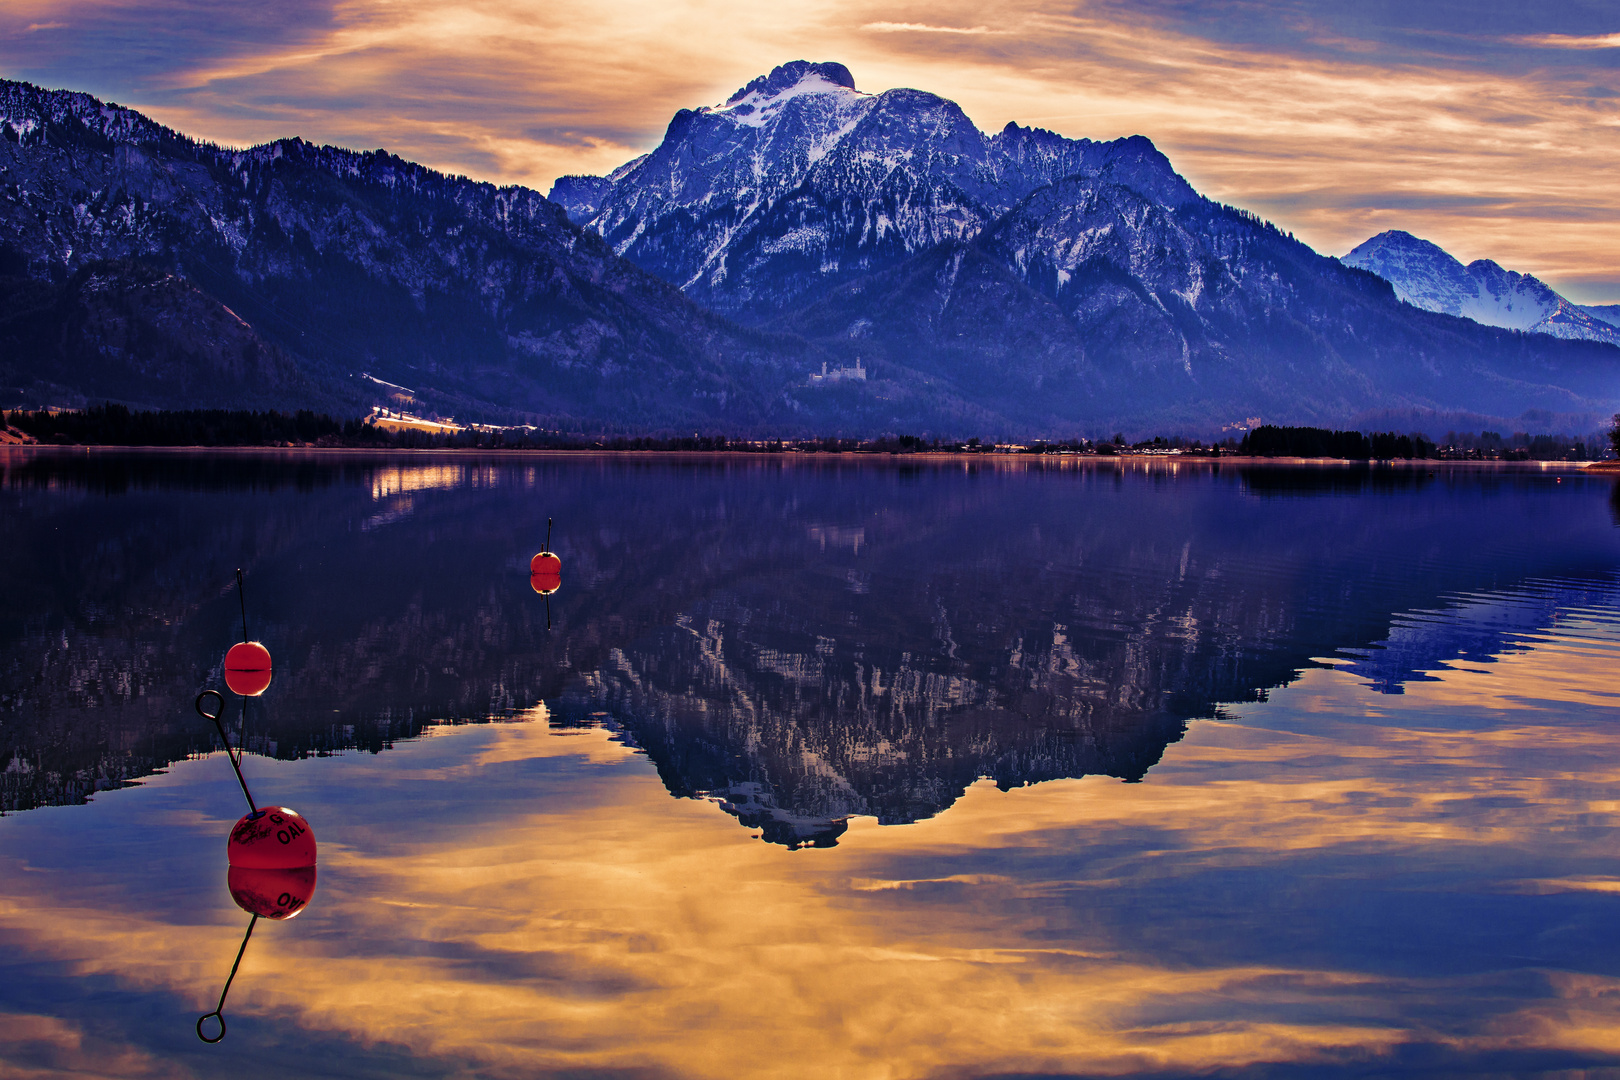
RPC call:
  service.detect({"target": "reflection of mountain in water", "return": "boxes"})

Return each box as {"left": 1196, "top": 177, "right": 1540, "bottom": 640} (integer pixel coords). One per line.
{"left": 550, "top": 471, "right": 1619, "bottom": 845}
{"left": 0, "top": 453, "right": 556, "bottom": 811}
{"left": 2, "top": 453, "right": 1617, "bottom": 842}
{"left": 553, "top": 603, "right": 1190, "bottom": 847}
{"left": 1339, "top": 580, "right": 1620, "bottom": 698}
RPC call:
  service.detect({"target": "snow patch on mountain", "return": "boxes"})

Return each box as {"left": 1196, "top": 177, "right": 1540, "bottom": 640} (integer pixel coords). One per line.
{"left": 716, "top": 71, "right": 866, "bottom": 129}
{"left": 763, "top": 225, "right": 829, "bottom": 255}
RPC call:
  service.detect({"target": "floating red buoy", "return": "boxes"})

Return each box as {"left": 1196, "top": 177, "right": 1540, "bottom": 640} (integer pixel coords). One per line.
{"left": 529, "top": 520, "right": 561, "bottom": 627}
{"left": 227, "top": 806, "right": 316, "bottom": 869}
{"left": 228, "top": 864, "right": 318, "bottom": 920}
{"left": 224, "top": 641, "right": 272, "bottom": 697}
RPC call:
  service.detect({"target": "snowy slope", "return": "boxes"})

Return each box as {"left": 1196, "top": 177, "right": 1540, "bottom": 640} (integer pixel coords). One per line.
{"left": 1342, "top": 231, "right": 1620, "bottom": 346}
{"left": 1580, "top": 303, "right": 1620, "bottom": 329}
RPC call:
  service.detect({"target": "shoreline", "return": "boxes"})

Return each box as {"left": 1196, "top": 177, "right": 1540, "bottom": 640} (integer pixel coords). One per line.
{"left": 0, "top": 443, "right": 1610, "bottom": 470}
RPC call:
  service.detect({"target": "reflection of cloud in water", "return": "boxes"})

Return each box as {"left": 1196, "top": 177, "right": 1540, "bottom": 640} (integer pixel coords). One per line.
{"left": 4, "top": 457, "right": 1620, "bottom": 1074}
{"left": 6, "top": 620, "right": 1620, "bottom": 1075}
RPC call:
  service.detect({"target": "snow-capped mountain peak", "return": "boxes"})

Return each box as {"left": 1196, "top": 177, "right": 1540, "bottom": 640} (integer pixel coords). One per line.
{"left": 1342, "top": 231, "right": 1472, "bottom": 313}
{"left": 1343, "top": 230, "right": 1620, "bottom": 346}
{"left": 551, "top": 61, "right": 1202, "bottom": 319}
{"left": 714, "top": 61, "right": 864, "bottom": 128}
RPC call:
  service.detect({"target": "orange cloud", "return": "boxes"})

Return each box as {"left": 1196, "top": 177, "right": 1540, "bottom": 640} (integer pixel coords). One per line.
{"left": 1517, "top": 33, "right": 1620, "bottom": 50}
{"left": 861, "top": 22, "right": 1005, "bottom": 35}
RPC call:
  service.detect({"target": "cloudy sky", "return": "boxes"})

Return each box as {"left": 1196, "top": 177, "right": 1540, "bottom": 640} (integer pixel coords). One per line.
{"left": 2, "top": 0, "right": 1617, "bottom": 301}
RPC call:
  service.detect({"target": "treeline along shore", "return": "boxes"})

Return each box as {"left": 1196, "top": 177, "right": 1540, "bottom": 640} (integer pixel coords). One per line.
{"left": 2, "top": 406, "right": 1616, "bottom": 461}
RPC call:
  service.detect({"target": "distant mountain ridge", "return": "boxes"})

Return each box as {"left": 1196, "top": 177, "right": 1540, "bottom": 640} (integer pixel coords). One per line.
{"left": 1342, "top": 230, "right": 1620, "bottom": 347}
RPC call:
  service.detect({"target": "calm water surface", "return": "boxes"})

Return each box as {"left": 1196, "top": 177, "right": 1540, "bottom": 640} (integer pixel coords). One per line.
{"left": 2, "top": 450, "right": 1620, "bottom": 1078}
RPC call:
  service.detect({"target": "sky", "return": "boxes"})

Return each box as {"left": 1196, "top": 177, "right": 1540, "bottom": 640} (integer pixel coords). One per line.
{"left": 1, "top": 0, "right": 1617, "bottom": 302}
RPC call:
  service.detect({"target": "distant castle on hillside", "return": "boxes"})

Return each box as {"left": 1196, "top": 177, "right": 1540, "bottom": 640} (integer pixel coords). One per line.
{"left": 809, "top": 358, "right": 866, "bottom": 385}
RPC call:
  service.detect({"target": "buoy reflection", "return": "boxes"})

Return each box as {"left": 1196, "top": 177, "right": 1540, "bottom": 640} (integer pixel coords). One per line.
{"left": 228, "top": 864, "right": 317, "bottom": 921}
{"left": 223, "top": 569, "right": 272, "bottom": 696}
{"left": 196, "top": 912, "right": 258, "bottom": 1044}
{"left": 196, "top": 861, "right": 320, "bottom": 1044}
{"left": 530, "top": 516, "right": 561, "bottom": 576}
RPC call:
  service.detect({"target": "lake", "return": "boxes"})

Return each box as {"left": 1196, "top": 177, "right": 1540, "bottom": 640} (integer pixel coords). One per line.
{"left": 2, "top": 449, "right": 1620, "bottom": 1079}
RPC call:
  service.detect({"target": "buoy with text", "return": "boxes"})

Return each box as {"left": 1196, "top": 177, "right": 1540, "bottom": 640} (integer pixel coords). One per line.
{"left": 227, "top": 805, "right": 318, "bottom": 868}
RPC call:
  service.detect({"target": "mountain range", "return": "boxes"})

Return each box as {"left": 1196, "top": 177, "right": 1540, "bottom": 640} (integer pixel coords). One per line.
{"left": 1342, "top": 230, "right": 1620, "bottom": 348}
{"left": 0, "top": 79, "right": 814, "bottom": 429}
{"left": 1, "top": 64, "right": 1617, "bottom": 436}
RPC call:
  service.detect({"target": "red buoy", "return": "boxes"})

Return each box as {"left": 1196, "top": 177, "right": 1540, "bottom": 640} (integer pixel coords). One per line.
{"left": 228, "top": 864, "right": 318, "bottom": 920}
{"left": 227, "top": 806, "right": 316, "bottom": 869}
{"left": 224, "top": 641, "right": 272, "bottom": 698}
{"left": 530, "top": 570, "right": 561, "bottom": 596}
{"left": 529, "top": 551, "right": 561, "bottom": 576}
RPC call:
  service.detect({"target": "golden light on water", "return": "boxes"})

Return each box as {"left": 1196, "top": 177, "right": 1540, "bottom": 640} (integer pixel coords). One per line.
{"left": 4, "top": 603, "right": 1620, "bottom": 1077}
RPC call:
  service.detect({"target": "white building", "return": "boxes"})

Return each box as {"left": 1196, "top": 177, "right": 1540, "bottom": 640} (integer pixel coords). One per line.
{"left": 809, "top": 358, "right": 867, "bottom": 385}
